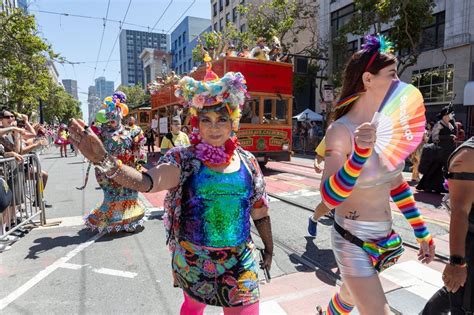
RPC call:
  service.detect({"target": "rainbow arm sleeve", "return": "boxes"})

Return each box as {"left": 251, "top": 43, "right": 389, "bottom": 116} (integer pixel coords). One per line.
{"left": 390, "top": 181, "right": 434, "bottom": 245}
{"left": 321, "top": 144, "right": 372, "bottom": 207}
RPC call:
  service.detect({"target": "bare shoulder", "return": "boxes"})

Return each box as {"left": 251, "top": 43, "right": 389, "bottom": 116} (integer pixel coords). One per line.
{"left": 449, "top": 148, "right": 474, "bottom": 173}
{"left": 324, "top": 122, "right": 352, "bottom": 157}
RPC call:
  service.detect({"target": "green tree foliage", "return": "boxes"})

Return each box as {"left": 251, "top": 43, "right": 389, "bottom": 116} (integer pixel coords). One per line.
{"left": 238, "top": 0, "right": 318, "bottom": 54}
{"left": 335, "top": 0, "right": 435, "bottom": 77}
{"left": 42, "top": 79, "right": 82, "bottom": 124}
{"left": 116, "top": 84, "right": 150, "bottom": 109}
{"left": 0, "top": 7, "right": 61, "bottom": 113}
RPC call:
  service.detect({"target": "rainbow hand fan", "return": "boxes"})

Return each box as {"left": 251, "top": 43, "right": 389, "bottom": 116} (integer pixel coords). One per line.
{"left": 372, "top": 80, "right": 426, "bottom": 171}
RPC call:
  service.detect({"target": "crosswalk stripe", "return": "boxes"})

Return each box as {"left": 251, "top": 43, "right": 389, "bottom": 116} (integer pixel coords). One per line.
{"left": 381, "top": 260, "right": 443, "bottom": 300}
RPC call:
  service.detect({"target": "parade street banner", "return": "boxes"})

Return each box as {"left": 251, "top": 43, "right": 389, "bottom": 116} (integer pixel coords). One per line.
{"left": 238, "top": 127, "right": 291, "bottom": 152}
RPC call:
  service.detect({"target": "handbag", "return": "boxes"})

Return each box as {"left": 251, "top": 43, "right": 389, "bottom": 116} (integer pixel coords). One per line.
{"left": 334, "top": 222, "right": 404, "bottom": 272}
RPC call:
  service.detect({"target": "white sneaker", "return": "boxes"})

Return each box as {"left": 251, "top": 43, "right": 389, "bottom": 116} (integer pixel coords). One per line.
{"left": 0, "top": 243, "right": 11, "bottom": 252}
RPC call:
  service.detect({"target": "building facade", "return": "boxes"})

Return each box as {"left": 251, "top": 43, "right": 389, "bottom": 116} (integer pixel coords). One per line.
{"left": 119, "top": 29, "right": 169, "bottom": 87}
{"left": 94, "top": 77, "right": 114, "bottom": 102}
{"left": 319, "top": 0, "right": 474, "bottom": 135}
{"left": 87, "top": 86, "right": 100, "bottom": 124}
{"left": 62, "top": 79, "right": 78, "bottom": 100}
{"left": 139, "top": 49, "right": 172, "bottom": 87}
{"left": 1, "top": 0, "right": 28, "bottom": 13}
{"left": 170, "top": 16, "right": 211, "bottom": 74}
{"left": 210, "top": 0, "right": 318, "bottom": 116}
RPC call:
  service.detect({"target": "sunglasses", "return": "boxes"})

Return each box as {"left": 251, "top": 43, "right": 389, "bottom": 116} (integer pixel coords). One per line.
{"left": 2, "top": 115, "right": 15, "bottom": 119}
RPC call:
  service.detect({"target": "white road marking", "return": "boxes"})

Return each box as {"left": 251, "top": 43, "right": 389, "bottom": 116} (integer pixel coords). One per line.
{"left": 381, "top": 260, "right": 443, "bottom": 300}
{"left": 58, "top": 262, "right": 88, "bottom": 270}
{"left": 0, "top": 232, "right": 103, "bottom": 310}
{"left": 279, "top": 189, "right": 320, "bottom": 198}
{"left": 92, "top": 267, "right": 138, "bottom": 279}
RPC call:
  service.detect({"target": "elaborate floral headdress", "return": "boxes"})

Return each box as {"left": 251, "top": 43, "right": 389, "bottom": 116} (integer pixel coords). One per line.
{"left": 335, "top": 34, "right": 395, "bottom": 110}
{"left": 174, "top": 54, "right": 248, "bottom": 133}
{"left": 95, "top": 91, "right": 129, "bottom": 125}
{"left": 173, "top": 55, "right": 248, "bottom": 167}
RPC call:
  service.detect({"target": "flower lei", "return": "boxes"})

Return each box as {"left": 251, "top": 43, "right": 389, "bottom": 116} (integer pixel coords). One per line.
{"left": 190, "top": 132, "right": 239, "bottom": 167}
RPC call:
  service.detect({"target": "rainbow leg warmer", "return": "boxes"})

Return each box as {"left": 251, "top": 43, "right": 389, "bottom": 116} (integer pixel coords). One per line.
{"left": 390, "top": 181, "right": 433, "bottom": 245}
{"left": 327, "top": 293, "right": 354, "bottom": 314}
{"left": 321, "top": 144, "right": 372, "bottom": 207}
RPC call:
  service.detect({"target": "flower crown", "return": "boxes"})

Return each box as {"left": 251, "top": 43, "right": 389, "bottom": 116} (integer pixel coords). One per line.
{"left": 174, "top": 56, "right": 248, "bottom": 114}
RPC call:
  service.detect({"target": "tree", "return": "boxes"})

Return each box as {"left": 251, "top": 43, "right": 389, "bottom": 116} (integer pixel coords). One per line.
{"left": 238, "top": 0, "right": 318, "bottom": 54}
{"left": 115, "top": 84, "right": 150, "bottom": 109}
{"left": 0, "top": 7, "right": 61, "bottom": 113}
{"left": 42, "top": 79, "right": 82, "bottom": 124}
{"left": 335, "top": 0, "right": 435, "bottom": 76}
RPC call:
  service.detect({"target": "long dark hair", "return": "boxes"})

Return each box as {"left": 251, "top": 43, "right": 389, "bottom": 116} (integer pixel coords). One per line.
{"left": 333, "top": 50, "right": 397, "bottom": 121}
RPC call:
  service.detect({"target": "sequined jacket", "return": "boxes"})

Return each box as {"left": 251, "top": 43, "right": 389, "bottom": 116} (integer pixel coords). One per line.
{"left": 158, "top": 146, "right": 269, "bottom": 251}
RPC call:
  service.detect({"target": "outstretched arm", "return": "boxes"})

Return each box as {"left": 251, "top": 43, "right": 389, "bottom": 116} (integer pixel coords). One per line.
{"left": 69, "top": 119, "right": 180, "bottom": 193}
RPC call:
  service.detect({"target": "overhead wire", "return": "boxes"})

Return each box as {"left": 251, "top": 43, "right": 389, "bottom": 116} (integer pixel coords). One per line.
{"left": 101, "top": 0, "right": 133, "bottom": 76}
{"left": 150, "top": 0, "right": 173, "bottom": 33}
{"left": 29, "top": 9, "right": 155, "bottom": 32}
{"left": 166, "top": 0, "right": 196, "bottom": 33}
{"left": 92, "top": 0, "right": 112, "bottom": 81}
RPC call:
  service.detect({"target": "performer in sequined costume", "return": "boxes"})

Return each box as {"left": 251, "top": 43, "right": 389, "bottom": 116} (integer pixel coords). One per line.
{"left": 84, "top": 92, "right": 147, "bottom": 233}
{"left": 69, "top": 61, "right": 273, "bottom": 314}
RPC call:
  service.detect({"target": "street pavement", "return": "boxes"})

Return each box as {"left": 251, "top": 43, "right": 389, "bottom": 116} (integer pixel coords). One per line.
{"left": 0, "top": 148, "right": 451, "bottom": 314}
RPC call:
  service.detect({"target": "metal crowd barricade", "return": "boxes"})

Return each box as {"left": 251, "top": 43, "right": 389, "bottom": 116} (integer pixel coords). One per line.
{"left": 0, "top": 153, "right": 46, "bottom": 241}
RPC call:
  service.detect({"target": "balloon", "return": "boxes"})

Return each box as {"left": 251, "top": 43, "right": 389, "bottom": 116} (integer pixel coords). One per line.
{"left": 118, "top": 103, "right": 129, "bottom": 116}
{"left": 104, "top": 96, "right": 113, "bottom": 103}
{"left": 96, "top": 109, "right": 108, "bottom": 123}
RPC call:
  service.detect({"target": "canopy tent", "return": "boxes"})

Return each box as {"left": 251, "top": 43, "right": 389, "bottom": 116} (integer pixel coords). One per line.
{"left": 293, "top": 108, "right": 323, "bottom": 121}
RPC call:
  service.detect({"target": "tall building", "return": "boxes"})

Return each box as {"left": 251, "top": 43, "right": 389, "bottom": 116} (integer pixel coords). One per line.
{"left": 319, "top": 0, "right": 474, "bottom": 135}
{"left": 87, "top": 86, "right": 100, "bottom": 124}
{"left": 1, "top": 0, "right": 28, "bottom": 13}
{"left": 62, "top": 79, "right": 78, "bottom": 100}
{"left": 170, "top": 16, "right": 211, "bottom": 74}
{"left": 211, "top": 0, "right": 247, "bottom": 33}
{"left": 139, "top": 49, "right": 172, "bottom": 87}
{"left": 94, "top": 77, "right": 114, "bottom": 102}
{"left": 119, "top": 29, "right": 169, "bottom": 87}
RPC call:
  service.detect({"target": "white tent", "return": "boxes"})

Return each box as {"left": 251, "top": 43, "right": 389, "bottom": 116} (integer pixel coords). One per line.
{"left": 293, "top": 108, "right": 323, "bottom": 121}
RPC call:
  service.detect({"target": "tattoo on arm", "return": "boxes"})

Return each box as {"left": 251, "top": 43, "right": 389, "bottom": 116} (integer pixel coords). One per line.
{"left": 345, "top": 211, "right": 360, "bottom": 220}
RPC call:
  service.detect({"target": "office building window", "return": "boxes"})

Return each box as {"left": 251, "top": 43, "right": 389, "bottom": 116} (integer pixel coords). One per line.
{"left": 333, "top": 39, "right": 358, "bottom": 71}
{"left": 213, "top": 2, "right": 217, "bottom": 16}
{"left": 220, "top": 18, "right": 224, "bottom": 31}
{"left": 226, "top": 0, "right": 229, "bottom": 6}
{"left": 420, "top": 11, "right": 445, "bottom": 51}
{"left": 295, "top": 57, "right": 308, "bottom": 74}
{"left": 240, "top": 24, "right": 246, "bottom": 32}
{"left": 233, "top": 7, "right": 238, "bottom": 22}
{"left": 330, "top": 4, "right": 355, "bottom": 37}
{"left": 219, "top": 0, "right": 223, "bottom": 11}
{"left": 179, "top": 51, "right": 182, "bottom": 60}
{"left": 183, "top": 32, "right": 186, "bottom": 43}
{"left": 188, "top": 58, "right": 192, "bottom": 70}
{"left": 412, "top": 64, "right": 454, "bottom": 103}
{"left": 226, "top": 13, "right": 230, "bottom": 24}
{"left": 178, "top": 35, "right": 181, "bottom": 46}
{"left": 214, "top": 22, "right": 218, "bottom": 31}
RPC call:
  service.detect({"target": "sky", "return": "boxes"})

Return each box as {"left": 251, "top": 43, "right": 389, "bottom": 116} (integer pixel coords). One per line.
{"left": 29, "top": 0, "right": 211, "bottom": 120}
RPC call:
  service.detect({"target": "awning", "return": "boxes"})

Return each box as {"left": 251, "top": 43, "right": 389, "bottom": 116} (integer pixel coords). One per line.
{"left": 293, "top": 108, "right": 323, "bottom": 121}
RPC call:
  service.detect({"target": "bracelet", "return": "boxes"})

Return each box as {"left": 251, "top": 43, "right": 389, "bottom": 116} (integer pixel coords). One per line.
{"left": 105, "top": 159, "right": 123, "bottom": 179}
{"left": 142, "top": 172, "right": 154, "bottom": 193}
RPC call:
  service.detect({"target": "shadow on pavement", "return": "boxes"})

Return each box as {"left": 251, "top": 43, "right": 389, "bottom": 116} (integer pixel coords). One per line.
{"left": 288, "top": 236, "right": 339, "bottom": 285}
{"left": 413, "top": 190, "right": 443, "bottom": 208}
{"left": 25, "top": 227, "right": 146, "bottom": 260}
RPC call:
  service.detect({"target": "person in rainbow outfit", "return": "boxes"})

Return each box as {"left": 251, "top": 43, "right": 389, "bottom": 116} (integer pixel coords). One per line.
{"left": 316, "top": 35, "right": 436, "bottom": 314}
{"left": 68, "top": 60, "right": 273, "bottom": 314}
{"left": 83, "top": 91, "right": 147, "bottom": 233}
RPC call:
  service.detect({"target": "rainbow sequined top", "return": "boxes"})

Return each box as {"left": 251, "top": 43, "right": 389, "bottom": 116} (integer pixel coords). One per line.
{"left": 180, "top": 162, "right": 253, "bottom": 248}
